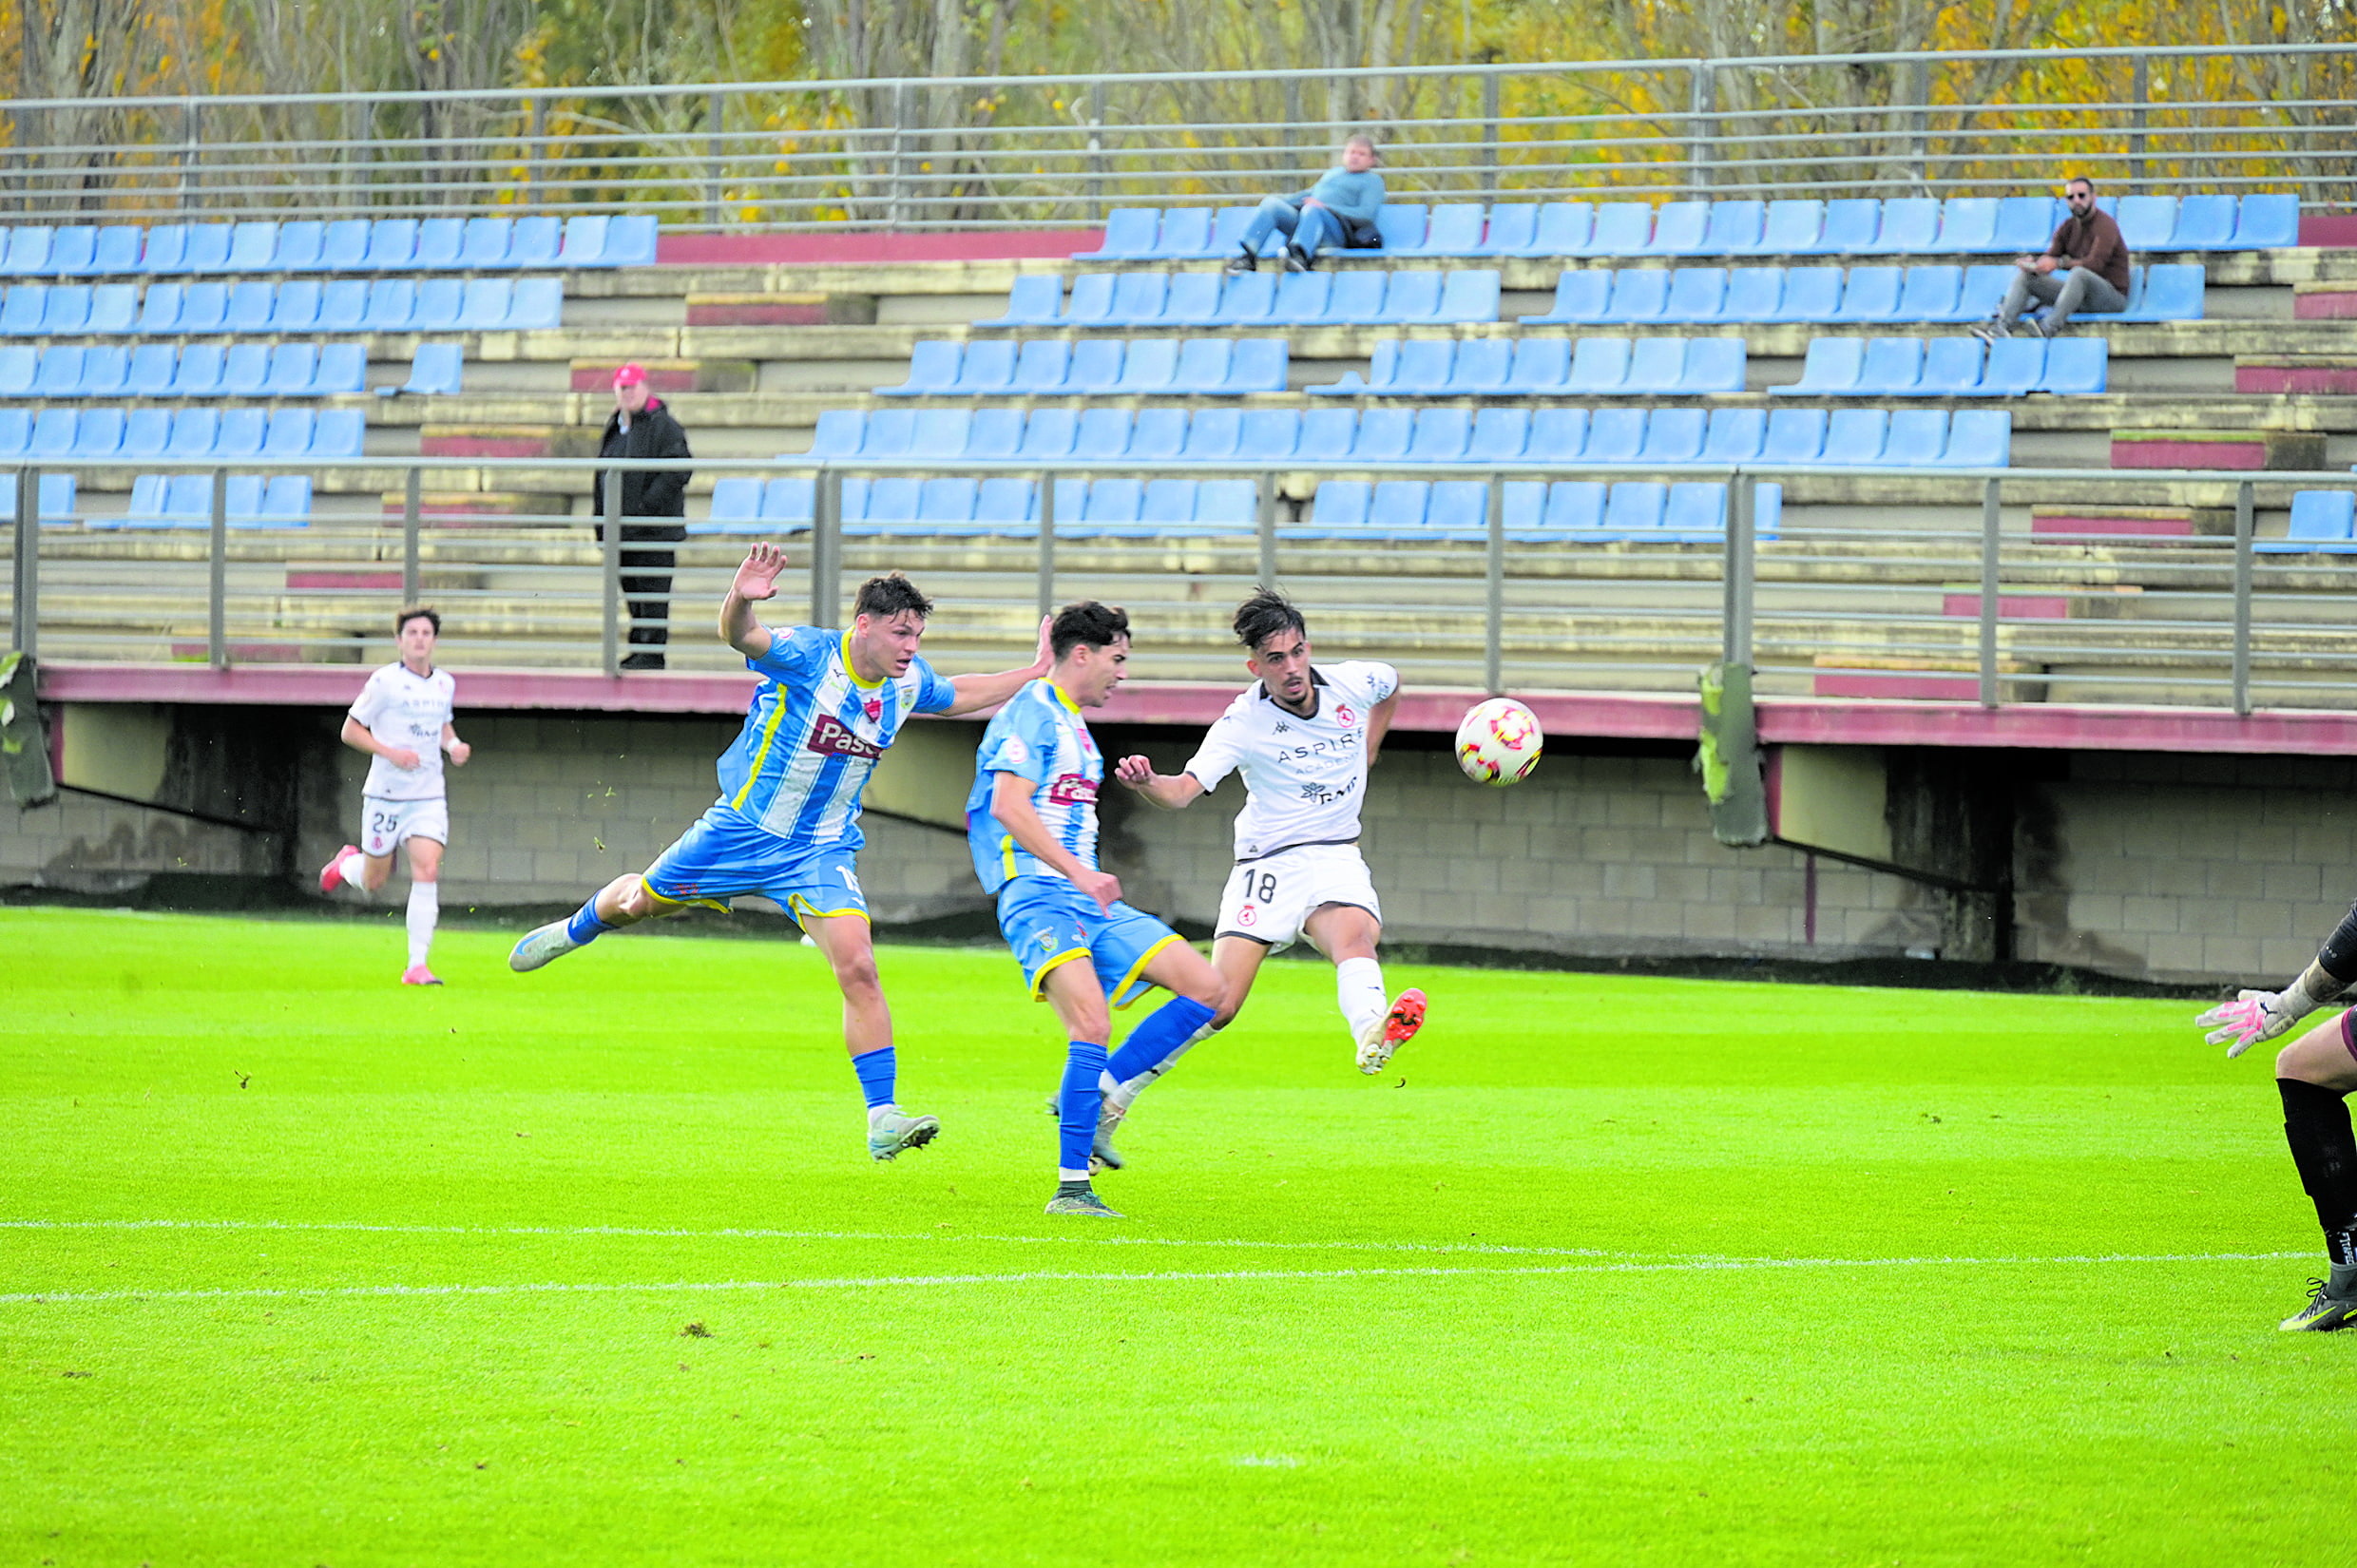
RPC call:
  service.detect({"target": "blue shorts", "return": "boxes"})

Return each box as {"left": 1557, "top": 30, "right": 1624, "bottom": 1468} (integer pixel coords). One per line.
{"left": 642, "top": 804, "right": 868, "bottom": 925}
{"left": 997, "top": 876, "right": 1184, "bottom": 1010}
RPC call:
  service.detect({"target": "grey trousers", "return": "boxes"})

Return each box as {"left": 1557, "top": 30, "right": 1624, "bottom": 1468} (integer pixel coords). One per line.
{"left": 1998, "top": 265, "right": 2127, "bottom": 331}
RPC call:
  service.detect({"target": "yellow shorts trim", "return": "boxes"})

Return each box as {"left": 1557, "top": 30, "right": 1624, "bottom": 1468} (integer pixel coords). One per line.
{"left": 788, "top": 896, "right": 871, "bottom": 927}
{"left": 639, "top": 877, "right": 729, "bottom": 915}
{"left": 1110, "top": 933, "right": 1183, "bottom": 1011}
{"left": 1028, "top": 944, "right": 1094, "bottom": 1003}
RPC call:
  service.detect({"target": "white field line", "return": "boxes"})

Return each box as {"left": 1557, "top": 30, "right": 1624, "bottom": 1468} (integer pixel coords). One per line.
{"left": 0, "top": 1252, "right": 2315, "bottom": 1309}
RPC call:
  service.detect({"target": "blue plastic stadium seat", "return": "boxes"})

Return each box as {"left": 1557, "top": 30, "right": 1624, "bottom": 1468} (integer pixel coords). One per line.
{"left": 82, "top": 345, "right": 128, "bottom": 394}
{"left": 5, "top": 225, "right": 56, "bottom": 277}
{"left": 1773, "top": 337, "right": 1865, "bottom": 396}
{"left": 1115, "top": 339, "right": 1179, "bottom": 394}
{"left": 506, "top": 277, "right": 564, "bottom": 330}
{"left": 1811, "top": 199, "right": 1883, "bottom": 256}
{"left": 1992, "top": 196, "right": 2061, "bottom": 254}
{"left": 1532, "top": 202, "right": 1595, "bottom": 257}
{"left": 172, "top": 282, "right": 225, "bottom": 334}
{"left": 1469, "top": 407, "right": 1532, "bottom": 462}
{"left": 362, "top": 279, "right": 415, "bottom": 333}
{"left": 171, "top": 344, "right": 225, "bottom": 398}
{"left": 1775, "top": 267, "right": 1845, "bottom": 322}
{"left": 1131, "top": 479, "right": 1198, "bottom": 536}
{"left": 860, "top": 409, "right": 916, "bottom": 458}
{"left": 1600, "top": 268, "right": 1670, "bottom": 323}
{"left": 1351, "top": 408, "right": 1413, "bottom": 463}
{"left": 1602, "top": 481, "right": 1668, "bottom": 535}
{"left": 0, "top": 345, "right": 33, "bottom": 395}
{"left": 411, "top": 277, "right": 464, "bottom": 331}
{"left": 1722, "top": 267, "right": 1782, "bottom": 321}
{"left": 1755, "top": 200, "right": 1826, "bottom": 256}
{"left": 380, "top": 342, "right": 461, "bottom": 398}
{"left": 1183, "top": 407, "right": 1241, "bottom": 460}
{"left": 412, "top": 219, "right": 464, "bottom": 271}
{"left": 1102, "top": 272, "right": 1167, "bottom": 327}
{"left": 1007, "top": 339, "right": 1071, "bottom": 395}
{"left": 1078, "top": 477, "right": 1145, "bottom": 536}
{"left": 2235, "top": 193, "right": 2299, "bottom": 249}
{"left": 1377, "top": 270, "right": 1444, "bottom": 324}
{"left": 909, "top": 409, "right": 973, "bottom": 460}
{"left": 1378, "top": 339, "right": 1451, "bottom": 395}
{"left": 1266, "top": 271, "right": 1332, "bottom": 326}
{"left": 1520, "top": 270, "right": 1610, "bottom": 325}
{"left": 1196, "top": 479, "right": 1256, "bottom": 529}
{"left": 1223, "top": 339, "right": 1287, "bottom": 393}
{"left": 2115, "top": 195, "right": 2178, "bottom": 251}
{"left": 1702, "top": 201, "right": 1765, "bottom": 256}
{"left": 1835, "top": 266, "right": 1905, "bottom": 321}
{"left": 1308, "top": 480, "right": 1373, "bottom": 535}
{"left": 315, "top": 220, "right": 368, "bottom": 271}
{"left": 1639, "top": 408, "right": 1706, "bottom": 463}
{"left": 1373, "top": 204, "right": 1429, "bottom": 254}
{"left": 2267, "top": 489, "right": 2357, "bottom": 552}
{"left": 915, "top": 478, "right": 980, "bottom": 532}
{"left": 1422, "top": 480, "right": 1488, "bottom": 540}
{"left": 1936, "top": 199, "right": 2000, "bottom": 254}
{"left": 72, "top": 407, "right": 123, "bottom": 458}
{"left": 1364, "top": 479, "right": 1428, "bottom": 537}
{"left": 1584, "top": 408, "right": 1647, "bottom": 464}
{"left": 313, "top": 342, "right": 366, "bottom": 394}
{"left": 556, "top": 216, "right": 609, "bottom": 266}
{"left": 1661, "top": 482, "right": 1729, "bottom": 539}
{"left": 1621, "top": 337, "right": 1687, "bottom": 395}
{"left": 36, "top": 286, "right": 86, "bottom": 336}
{"left": 40, "top": 225, "right": 86, "bottom": 276}
{"left": 1588, "top": 202, "right": 1654, "bottom": 257}
{"left": 1544, "top": 480, "right": 1607, "bottom": 532}
{"left": 1446, "top": 339, "right": 1513, "bottom": 394}
{"left": 1897, "top": 264, "right": 1964, "bottom": 321}
{"left": 876, "top": 339, "right": 960, "bottom": 397}
{"left": 1567, "top": 337, "right": 1632, "bottom": 393}
{"left": 1680, "top": 337, "right": 1745, "bottom": 393}
{"left": 2165, "top": 195, "right": 2233, "bottom": 251}
{"left": 216, "top": 407, "right": 266, "bottom": 457}
{"left": 1644, "top": 201, "right": 1711, "bottom": 257}
{"left": 29, "top": 345, "right": 82, "bottom": 397}
{"left": 1703, "top": 407, "right": 1767, "bottom": 463}
{"left": 27, "top": 407, "right": 75, "bottom": 459}
{"left": 2040, "top": 336, "right": 2108, "bottom": 394}
{"left": 1504, "top": 338, "right": 1570, "bottom": 393}
{"left": 89, "top": 225, "right": 142, "bottom": 275}
{"left": 969, "top": 477, "right": 1034, "bottom": 536}
{"left": 0, "top": 285, "right": 45, "bottom": 335}
{"left": 1161, "top": 272, "right": 1222, "bottom": 326}
{"left": 227, "top": 220, "right": 278, "bottom": 272}
{"left": 1820, "top": 409, "right": 1889, "bottom": 466}
{"left": 1852, "top": 336, "right": 1926, "bottom": 394}
{"left": 1236, "top": 409, "right": 1300, "bottom": 462}
{"left": 452, "top": 278, "right": 509, "bottom": 331}
{"left": 1170, "top": 337, "right": 1236, "bottom": 394}
{"left": 1920, "top": 336, "right": 1985, "bottom": 394}
{"left": 185, "top": 225, "right": 234, "bottom": 274}
{"left": 1959, "top": 264, "right": 2013, "bottom": 322}
{"left": 807, "top": 411, "right": 863, "bottom": 458}
{"left": 1435, "top": 269, "right": 1502, "bottom": 323}
{"left": 1473, "top": 203, "right": 1541, "bottom": 257}
{"left": 1885, "top": 409, "right": 1949, "bottom": 466}
{"left": 505, "top": 216, "right": 560, "bottom": 269}
{"left": 1129, "top": 407, "right": 1188, "bottom": 461}
{"left": 963, "top": 407, "right": 1024, "bottom": 460}
{"left": 316, "top": 279, "right": 368, "bottom": 333}
{"left": 223, "top": 279, "right": 274, "bottom": 333}
{"left": 1209, "top": 206, "right": 1276, "bottom": 262}
{"left": 0, "top": 408, "right": 27, "bottom": 457}
{"left": 2117, "top": 262, "right": 2204, "bottom": 321}
{"left": 364, "top": 219, "right": 418, "bottom": 270}
{"left": 262, "top": 220, "right": 320, "bottom": 274}
{"left": 1408, "top": 408, "right": 1472, "bottom": 463}
{"left": 1762, "top": 408, "right": 1828, "bottom": 463}
{"left": 1144, "top": 208, "right": 1214, "bottom": 261}
{"left": 695, "top": 477, "right": 766, "bottom": 534}
{"left": 141, "top": 224, "right": 191, "bottom": 274}
{"left": 1938, "top": 409, "right": 2011, "bottom": 468}
{"left": 1528, "top": 407, "right": 1588, "bottom": 461}
{"left": 460, "top": 217, "right": 513, "bottom": 270}
{"left": 1018, "top": 408, "right": 1079, "bottom": 460}
{"left": 951, "top": 338, "right": 1017, "bottom": 394}
{"left": 1409, "top": 204, "right": 1485, "bottom": 257}
{"left": 81, "top": 281, "right": 134, "bottom": 335}
{"left": 120, "top": 406, "right": 170, "bottom": 459}
{"left": 1296, "top": 408, "right": 1358, "bottom": 462}
{"left": 1661, "top": 267, "right": 1728, "bottom": 323}
{"left": 1976, "top": 336, "right": 2046, "bottom": 397}
{"left": 1214, "top": 272, "right": 1276, "bottom": 324}
{"left": 271, "top": 279, "right": 321, "bottom": 333}
{"left": 263, "top": 408, "right": 316, "bottom": 457}
{"left": 600, "top": 216, "right": 657, "bottom": 267}
{"left": 1075, "top": 208, "right": 1160, "bottom": 261}
{"left": 1876, "top": 199, "right": 1941, "bottom": 254}
{"left": 221, "top": 342, "right": 271, "bottom": 397}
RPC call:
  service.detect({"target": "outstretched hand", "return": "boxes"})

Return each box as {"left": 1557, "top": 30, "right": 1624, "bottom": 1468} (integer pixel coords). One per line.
{"left": 733, "top": 542, "right": 787, "bottom": 602}
{"left": 1113, "top": 755, "right": 1158, "bottom": 790}
{"left": 2196, "top": 989, "right": 2299, "bottom": 1058}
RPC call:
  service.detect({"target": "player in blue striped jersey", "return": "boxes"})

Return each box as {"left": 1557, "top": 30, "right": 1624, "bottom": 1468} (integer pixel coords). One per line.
{"left": 510, "top": 544, "right": 1051, "bottom": 1162}
{"left": 966, "top": 602, "right": 1227, "bottom": 1217}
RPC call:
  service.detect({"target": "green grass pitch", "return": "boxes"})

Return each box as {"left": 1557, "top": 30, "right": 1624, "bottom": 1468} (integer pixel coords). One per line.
{"left": 5, "top": 905, "right": 2355, "bottom": 1565}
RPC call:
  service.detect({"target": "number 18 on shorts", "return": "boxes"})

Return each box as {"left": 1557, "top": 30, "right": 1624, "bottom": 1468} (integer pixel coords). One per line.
{"left": 1215, "top": 843, "right": 1382, "bottom": 951}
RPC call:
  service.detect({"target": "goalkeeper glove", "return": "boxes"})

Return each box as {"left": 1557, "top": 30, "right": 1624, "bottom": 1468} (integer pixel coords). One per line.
{"left": 2196, "top": 963, "right": 2342, "bottom": 1057}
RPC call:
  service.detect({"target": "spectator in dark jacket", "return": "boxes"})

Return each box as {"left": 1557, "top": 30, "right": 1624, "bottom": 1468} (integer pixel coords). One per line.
{"left": 592, "top": 364, "right": 692, "bottom": 670}
{"left": 1227, "top": 133, "right": 1386, "bottom": 275}
{"left": 1974, "top": 176, "right": 2132, "bottom": 341}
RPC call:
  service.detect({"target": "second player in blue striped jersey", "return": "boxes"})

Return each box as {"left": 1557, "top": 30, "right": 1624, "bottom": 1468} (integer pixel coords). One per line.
{"left": 965, "top": 677, "right": 1103, "bottom": 891}
{"left": 510, "top": 545, "right": 1053, "bottom": 1165}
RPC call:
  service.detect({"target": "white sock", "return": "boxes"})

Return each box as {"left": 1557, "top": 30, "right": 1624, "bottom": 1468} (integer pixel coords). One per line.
{"left": 336, "top": 851, "right": 368, "bottom": 890}
{"left": 1336, "top": 956, "right": 1389, "bottom": 1045}
{"left": 406, "top": 880, "right": 439, "bottom": 968}
{"left": 1103, "top": 1023, "right": 1217, "bottom": 1115}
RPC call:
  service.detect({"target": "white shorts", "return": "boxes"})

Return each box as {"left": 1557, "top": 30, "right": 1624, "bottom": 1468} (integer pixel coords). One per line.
{"left": 1216, "top": 842, "right": 1381, "bottom": 952}
{"left": 362, "top": 795, "right": 450, "bottom": 858}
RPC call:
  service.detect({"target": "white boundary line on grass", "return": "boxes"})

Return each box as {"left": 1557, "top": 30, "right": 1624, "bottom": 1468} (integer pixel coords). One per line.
{"left": 0, "top": 1252, "right": 2315, "bottom": 1308}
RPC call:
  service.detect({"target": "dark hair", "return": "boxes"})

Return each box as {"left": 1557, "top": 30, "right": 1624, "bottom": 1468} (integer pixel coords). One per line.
{"left": 1051, "top": 601, "right": 1130, "bottom": 660}
{"left": 1233, "top": 589, "right": 1308, "bottom": 654}
{"left": 396, "top": 605, "right": 440, "bottom": 637}
{"left": 2065, "top": 175, "right": 2095, "bottom": 193}
{"left": 853, "top": 572, "right": 933, "bottom": 621}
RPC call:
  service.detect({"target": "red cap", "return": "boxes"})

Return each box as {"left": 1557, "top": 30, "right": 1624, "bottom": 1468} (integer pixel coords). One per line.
{"left": 612, "top": 363, "right": 647, "bottom": 389}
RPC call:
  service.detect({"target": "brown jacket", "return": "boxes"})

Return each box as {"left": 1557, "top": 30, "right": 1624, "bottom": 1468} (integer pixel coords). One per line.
{"left": 2046, "top": 207, "right": 2131, "bottom": 295}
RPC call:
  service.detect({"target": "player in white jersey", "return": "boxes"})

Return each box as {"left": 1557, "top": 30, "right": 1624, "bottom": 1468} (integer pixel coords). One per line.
{"left": 317, "top": 605, "right": 472, "bottom": 985}
{"left": 507, "top": 546, "right": 1052, "bottom": 1163}
{"left": 1105, "top": 590, "right": 1424, "bottom": 1162}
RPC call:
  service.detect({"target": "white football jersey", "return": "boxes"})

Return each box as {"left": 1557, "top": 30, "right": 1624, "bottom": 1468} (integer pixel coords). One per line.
{"left": 1183, "top": 660, "right": 1399, "bottom": 862}
{"left": 349, "top": 661, "right": 456, "bottom": 801}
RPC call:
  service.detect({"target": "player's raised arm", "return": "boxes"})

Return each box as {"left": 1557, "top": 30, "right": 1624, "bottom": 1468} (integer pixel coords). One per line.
{"left": 938, "top": 615, "right": 1055, "bottom": 717}
{"left": 991, "top": 769, "right": 1121, "bottom": 912}
{"left": 1113, "top": 755, "right": 1205, "bottom": 811}
{"left": 720, "top": 542, "right": 787, "bottom": 660}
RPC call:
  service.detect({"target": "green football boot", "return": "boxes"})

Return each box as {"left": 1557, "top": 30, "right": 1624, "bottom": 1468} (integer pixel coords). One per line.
{"left": 1044, "top": 1186, "right": 1122, "bottom": 1218}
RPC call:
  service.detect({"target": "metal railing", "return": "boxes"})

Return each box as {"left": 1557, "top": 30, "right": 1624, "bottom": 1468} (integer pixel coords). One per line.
{"left": 10, "top": 453, "right": 2357, "bottom": 717}
{"left": 0, "top": 45, "right": 2349, "bottom": 227}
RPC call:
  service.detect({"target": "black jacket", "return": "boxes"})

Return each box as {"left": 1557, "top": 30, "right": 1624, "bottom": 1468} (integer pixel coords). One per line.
{"left": 592, "top": 396, "right": 692, "bottom": 528}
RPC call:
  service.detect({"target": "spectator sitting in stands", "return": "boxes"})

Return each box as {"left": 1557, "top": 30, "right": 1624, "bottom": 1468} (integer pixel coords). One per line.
{"left": 1973, "top": 175, "right": 2131, "bottom": 342}
{"left": 1226, "top": 133, "right": 1386, "bottom": 276}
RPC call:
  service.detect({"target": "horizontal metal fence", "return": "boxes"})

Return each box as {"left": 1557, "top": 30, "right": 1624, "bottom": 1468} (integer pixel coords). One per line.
{"left": 0, "top": 46, "right": 2349, "bottom": 227}
{"left": 9, "top": 455, "right": 2357, "bottom": 717}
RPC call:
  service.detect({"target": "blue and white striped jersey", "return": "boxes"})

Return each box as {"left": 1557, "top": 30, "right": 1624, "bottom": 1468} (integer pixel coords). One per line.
{"left": 716, "top": 624, "right": 955, "bottom": 849}
{"left": 965, "top": 678, "right": 1102, "bottom": 894}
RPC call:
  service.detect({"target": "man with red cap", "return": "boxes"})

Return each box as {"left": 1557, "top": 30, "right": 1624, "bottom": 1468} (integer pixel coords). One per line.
{"left": 593, "top": 363, "right": 694, "bottom": 670}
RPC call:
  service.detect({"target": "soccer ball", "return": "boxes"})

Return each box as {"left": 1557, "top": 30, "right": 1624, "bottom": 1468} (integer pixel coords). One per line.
{"left": 1455, "top": 698, "right": 1543, "bottom": 786}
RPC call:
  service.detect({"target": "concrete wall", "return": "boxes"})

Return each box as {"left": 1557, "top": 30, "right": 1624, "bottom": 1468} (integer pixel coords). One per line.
{"left": 10, "top": 705, "right": 2352, "bottom": 985}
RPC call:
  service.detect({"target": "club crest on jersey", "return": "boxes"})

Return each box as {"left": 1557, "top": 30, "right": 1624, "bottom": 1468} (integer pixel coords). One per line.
{"left": 863, "top": 696, "right": 883, "bottom": 722}
{"left": 1334, "top": 702, "right": 1357, "bottom": 726}
{"left": 806, "top": 713, "right": 883, "bottom": 761}
{"left": 1045, "top": 774, "right": 1098, "bottom": 806}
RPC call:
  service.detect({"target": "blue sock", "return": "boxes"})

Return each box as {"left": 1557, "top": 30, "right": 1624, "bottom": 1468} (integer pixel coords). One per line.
{"left": 1106, "top": 996, "right": 1217, "bottom": 1084}
{"left": 565, "top": 896, "right": 615, "bottom": 947}
{"left": 852, "top": 1046, "right": 896, "bottom": 1110}
{"left": 1059, "top": 1041, "right": 1109, "bottom": 1175}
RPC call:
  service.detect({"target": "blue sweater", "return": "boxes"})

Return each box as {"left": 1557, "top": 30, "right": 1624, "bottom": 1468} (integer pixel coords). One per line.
{"left": 1289, "top": 167, "right": 1386, "bottom": 224}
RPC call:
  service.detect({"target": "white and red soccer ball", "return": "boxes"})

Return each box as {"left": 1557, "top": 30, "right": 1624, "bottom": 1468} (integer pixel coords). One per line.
{"left": 1454, "top": 698, "right": 1543, "bottom": 786}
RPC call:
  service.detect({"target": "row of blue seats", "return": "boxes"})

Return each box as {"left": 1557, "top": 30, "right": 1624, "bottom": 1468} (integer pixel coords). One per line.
{"left": 0, "top": 405, "right": 362, "bottom": 461}
{"left": 105, "top": 474, "right": 316, "bottom": 527}
{"left": 1315, "top": 336, "right": 1745, "bottom": 397}
{"left": 2268, "top": 491, "right": 2357, "bottom": 554}
{"left": 0, "top": 341, "right": 366, "bottom": 399}
{"left": 804, "top": 403, "right": 2007, "bottom": 469}
{"left": 0, "top": 215, "right": 653, "bottom": 278}
{"left": 1523, "top": 262, "right": 2202, "bottom": 326}
{"left": 980, "top": 269, "right": 1500, "bottom": 329}
{"left": 879, "top": 338, "right": 1287, "bottom": 398}
{"left": 1078, "top": 193, "right": 2298, "bottom": 262}
{"left": 699, "top": 471, "right": 1784, "bottom": 545}
{"left": 1777, "top": 335, "right": 2104, "bottom": 397}
{"left": 0, "top": 277, "right": 561, "bottom": 336}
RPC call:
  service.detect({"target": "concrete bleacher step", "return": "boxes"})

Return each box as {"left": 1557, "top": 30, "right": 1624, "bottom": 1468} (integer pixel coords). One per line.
{"left": 2030, "top": 504, "right": 2230, "bottom": 538}
{"left": 1811, "top": 655, "right": 2049, "bottom": 702}
{"left": 566, "top": 358, "right": 757, "bottom": 394}
{"left": 418, "top": 425, "right": 604, "bottom": 461}
{"left": 684, "top": 293, "right": 878, "bottom": 328}
{"left": 2235, "top": 357, "right": 2357, "bottom": 394}
{"left": 375, "top": 490, "right": 577, "bottom": 520}
{"left": 2111, "top": 429, "right": 2328, "bottom": 470}
{"left": 2292, "top": 283, "right": 2357, "bottom": 320}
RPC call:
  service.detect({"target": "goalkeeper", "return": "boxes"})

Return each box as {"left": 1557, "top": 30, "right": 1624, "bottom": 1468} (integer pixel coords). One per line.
{"left": 2199, "top": 904, "right": 2357, "bottom": 1330}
